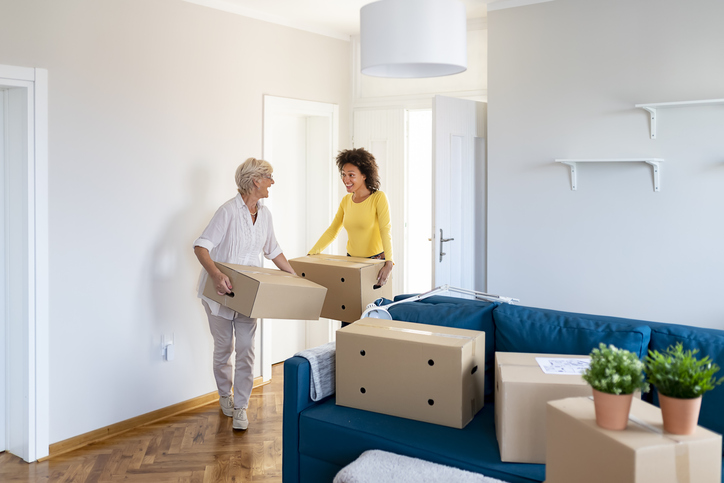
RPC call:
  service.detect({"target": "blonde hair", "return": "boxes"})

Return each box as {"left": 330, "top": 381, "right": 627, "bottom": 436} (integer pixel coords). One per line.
{"left": 235, "top": 157, "right": 273, "bottom": 195}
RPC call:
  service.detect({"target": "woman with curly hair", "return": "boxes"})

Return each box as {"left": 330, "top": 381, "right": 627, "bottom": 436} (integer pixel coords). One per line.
{"left": 308, "top": 147, "right": 394, "bottom": 288}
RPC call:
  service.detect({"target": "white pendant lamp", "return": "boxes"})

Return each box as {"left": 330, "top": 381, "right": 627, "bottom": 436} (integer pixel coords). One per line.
{"left": 360, "top": 0, "right": 467, "bottom": 78}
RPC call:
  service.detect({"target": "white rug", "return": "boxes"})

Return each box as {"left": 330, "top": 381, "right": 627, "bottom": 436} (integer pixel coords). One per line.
{"left": 333, "top": 449, "right": 509, "bottom": 483}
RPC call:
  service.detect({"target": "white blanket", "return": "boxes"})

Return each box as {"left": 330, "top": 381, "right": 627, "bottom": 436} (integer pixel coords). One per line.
{"left": 334, "top": 450, "right": 508, "bottom": 483}
{"left": 294, "top": 341, "right": 336, "bottom": 401}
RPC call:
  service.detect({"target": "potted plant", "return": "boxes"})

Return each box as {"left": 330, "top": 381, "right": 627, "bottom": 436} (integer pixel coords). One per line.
{"left": 582, "top": 343, "right": 649, "bottom": 430}
{"left": 644, "top": 342, "right": 723, "bottom": 435}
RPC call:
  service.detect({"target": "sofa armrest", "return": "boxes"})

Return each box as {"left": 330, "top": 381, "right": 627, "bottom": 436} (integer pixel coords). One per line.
{"left": 283, "top": 356, "right": 319, "bottom": 483}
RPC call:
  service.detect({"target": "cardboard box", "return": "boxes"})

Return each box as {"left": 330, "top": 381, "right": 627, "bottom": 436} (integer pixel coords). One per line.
{"left": 546, "top": 397, "right": 722, "bottom": 483}
{"left": 336, "top": 318, "right": 485, "bottom": 429}
{"left": 288, "top": 255, "right": 393, "bottom": 323}
{"left": 495, "top": 352, "right": 592, "bottom": 464}
{"left": 202, "top": 262, "right": 327, "bottom": 320}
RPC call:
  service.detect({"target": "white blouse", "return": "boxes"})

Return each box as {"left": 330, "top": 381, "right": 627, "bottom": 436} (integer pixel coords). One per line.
{"left": 194, "top": 193, "right": 283, "bottom": 320}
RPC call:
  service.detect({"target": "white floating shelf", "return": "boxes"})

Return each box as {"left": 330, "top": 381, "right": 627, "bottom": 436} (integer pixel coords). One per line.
{"left": 555, "top": 158, "right": 664, "bottom": 192}
{"left": 635, "top": 99, "right": 724, "bottom": 139}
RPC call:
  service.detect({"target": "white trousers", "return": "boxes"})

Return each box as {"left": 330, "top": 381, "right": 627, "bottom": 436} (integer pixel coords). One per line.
{"left": 203, "top": 301, "right": 257, "bottom": 409}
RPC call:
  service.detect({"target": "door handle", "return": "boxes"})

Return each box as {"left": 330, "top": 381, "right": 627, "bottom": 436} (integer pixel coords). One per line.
{"left": 439, "top": 229, "right": 454, "bottom": 262}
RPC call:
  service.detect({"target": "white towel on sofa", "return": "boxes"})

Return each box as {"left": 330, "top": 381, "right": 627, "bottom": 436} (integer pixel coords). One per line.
{"left": 333, "top": 450, "right": 508, "bottom": 483}
{"left": 294, "top": 341, "right": 335, "bottom": 401}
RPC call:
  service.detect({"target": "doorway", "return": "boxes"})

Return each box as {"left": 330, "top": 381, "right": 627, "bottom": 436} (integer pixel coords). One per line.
{"left": 404, "top": 109, "right": 433, "bottom": 294}
{"left": 261, "top": 95, "right": 338, "bottom": 381}
{"left": 0, "top": 64, "right": 49, "bottom": 462}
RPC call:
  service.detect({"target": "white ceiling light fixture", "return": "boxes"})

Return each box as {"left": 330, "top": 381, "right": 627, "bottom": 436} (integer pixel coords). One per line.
{"left": 360, "top": 0, "right": 468, "bottom": 78}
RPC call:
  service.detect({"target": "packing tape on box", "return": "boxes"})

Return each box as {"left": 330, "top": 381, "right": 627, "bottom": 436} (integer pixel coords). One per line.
{"left": 240, "top": 269, "right": 295, "bottom": 278}
{"left": 319, "top": 257, "right": 377, "bottom": 265}
{"left": 354, "top": 322, "right": 481, "bottom": 360}
{"left": 355, "top": 322, "right": 474, "bottom": 341}
{"left": 628, "top": 413, "right": 691, "bottom": 483}
{"left": 587, "top": 397, "right": 691, "bottom": 483}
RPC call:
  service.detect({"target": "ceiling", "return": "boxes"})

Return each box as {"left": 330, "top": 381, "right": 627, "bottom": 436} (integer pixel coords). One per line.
{"left": 182, "top": 0, "right": 493, "bottom": 40}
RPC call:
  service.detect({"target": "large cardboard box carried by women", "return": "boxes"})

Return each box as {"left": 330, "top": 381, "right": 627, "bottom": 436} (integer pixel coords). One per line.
{"left": 202, "top": 262, "right": 327, "bottom": 320}
{"left": 335, "top": 318, "right": 485, "bottom": 429}
{"left": 494, "top": 352, "right": 592, "bottom": 464}
{"left": 288, "top": 254, "right": 392, "bottom": 323}
{"left": 546, "top": 397, "right": 722, "bottom": 483}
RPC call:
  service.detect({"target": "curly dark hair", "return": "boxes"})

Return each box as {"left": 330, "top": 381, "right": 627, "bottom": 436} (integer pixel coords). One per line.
{"left": 335, "top": 148, "right": 380, "bottom": 192}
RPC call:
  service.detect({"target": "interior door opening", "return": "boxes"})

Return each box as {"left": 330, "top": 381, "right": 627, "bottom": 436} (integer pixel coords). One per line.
{"left": 404, "top": 109, "right": 433, "bottom": 294}
{"left": 261, "top": 96, "right": 338, "bottom": 380}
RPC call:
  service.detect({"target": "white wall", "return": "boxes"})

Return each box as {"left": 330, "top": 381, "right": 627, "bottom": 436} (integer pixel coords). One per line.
{"left": 0, "top": 0, "right": 350, "bottom": 444}
{"left": 488, "top": 0, "right": 724, "bottom": 329}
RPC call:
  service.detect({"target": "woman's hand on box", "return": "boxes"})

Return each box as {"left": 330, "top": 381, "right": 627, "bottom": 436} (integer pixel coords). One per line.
{"left": 212, "top": 272, "right": 233, "bottom": 295}
{"left": 377, "top": 261, "right": 393, "bottom": 286}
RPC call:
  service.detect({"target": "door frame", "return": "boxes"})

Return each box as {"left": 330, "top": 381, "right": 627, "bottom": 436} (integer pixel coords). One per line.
{"left": 261, "top": 95, "right": 338, "bottom": 382}
{"left": 0, "top": 64, "right": 49, "bottom": 462}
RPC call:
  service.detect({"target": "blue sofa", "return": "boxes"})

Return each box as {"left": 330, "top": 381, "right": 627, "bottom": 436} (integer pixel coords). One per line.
{"left": 283, "top": 295, "right": 724, "bottom": 483}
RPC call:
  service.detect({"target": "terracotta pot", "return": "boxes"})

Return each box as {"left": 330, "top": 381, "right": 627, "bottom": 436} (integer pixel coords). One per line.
{"left": 592, "top": 388, "right": 634, "bottom": 430}
{"left": 658, "top": 393, "right": 702, "bottom": 435}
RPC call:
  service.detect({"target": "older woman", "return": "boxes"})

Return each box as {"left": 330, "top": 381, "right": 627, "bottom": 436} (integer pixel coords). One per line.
{"left": 308, "top": 148, "right": 394, "bottom": 288}
{"left": 193, "top": 157, "right": 294, "bottom": 430}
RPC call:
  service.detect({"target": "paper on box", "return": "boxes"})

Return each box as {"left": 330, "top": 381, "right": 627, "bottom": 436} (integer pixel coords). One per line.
{"left": 494, "top": 352, "right": 592, "bottom": 464}
{"left": 336, "top": 318, "right": 485, "bottom": 429}
{"left": 546, "top": 397, "right": 722, "bottom": 483}
{"left": 288, "top": 254, "right": 392, "bottom": 322}
{"left": 202, "top": 262, "right": 327, "bottom": 320}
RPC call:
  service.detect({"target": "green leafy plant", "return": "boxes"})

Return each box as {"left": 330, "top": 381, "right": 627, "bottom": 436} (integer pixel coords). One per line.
{"left": 582, "top": 343, "right": 649, "bottom": 395}
{"left": 644, "top": 342, "right": 724, "bottom": 399}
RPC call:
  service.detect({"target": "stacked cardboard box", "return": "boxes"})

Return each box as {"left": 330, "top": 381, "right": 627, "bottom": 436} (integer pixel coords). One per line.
{"left": 495, "top": 352, "right": 592, "bottom": 463}
{"left": 546, "top": 397, "right": 722, "bottom": 483}
{"left": 289, "top": 255, "right": 392, "bottom": 322}
{"left": 203, "top": 262, "right": 327, "bottom": 320}
{"left": 336, "top": 319, "right": 485, "bottom": 429}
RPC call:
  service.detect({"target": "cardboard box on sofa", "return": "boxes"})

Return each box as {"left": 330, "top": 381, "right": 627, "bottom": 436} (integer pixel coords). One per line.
{"left": 202, "top": 262, "right": 327, "bottom": 320}
{"left": 494, "top": 352, "right": 592, "bottom": 464}
{"left": 336, "top": 318, "right": 485, "bottom": 429}
{"left": 546, "top": 397, "right": 722, "bottom": 483}
{"left": 288, "top": 254, "right": 392, "bottom": 323}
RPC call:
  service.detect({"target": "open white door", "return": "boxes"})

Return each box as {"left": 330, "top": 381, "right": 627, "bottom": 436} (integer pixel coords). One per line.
{"left": 261, "top": 96, "right": 338, "bottom": 382}
{"left": 0, "top": 64, "right": 49, "bottom": 462}
{"left": 432, "top": 95, "right": 486, "bottom": 291}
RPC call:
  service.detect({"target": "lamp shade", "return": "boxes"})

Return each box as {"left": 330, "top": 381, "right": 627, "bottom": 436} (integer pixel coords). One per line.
{"left": 360, "top": 0, "right": 467, "bottom": 78}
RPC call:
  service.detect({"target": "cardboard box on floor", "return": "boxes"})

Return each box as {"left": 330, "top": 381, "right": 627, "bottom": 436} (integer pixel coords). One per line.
{"left": 495, "top": 352, "right": 592, "bottom": 464}
{"left": 202, "top": 262, "right": 327, "bottom": 320}
{"left": 336, "top": 318, "right": 485, "bottom": 429}
{"left": 288, "top": 255, "right": 392, "bottom": 323}
{"left": 546, "top": 397, "right": 722, "bottom": 483}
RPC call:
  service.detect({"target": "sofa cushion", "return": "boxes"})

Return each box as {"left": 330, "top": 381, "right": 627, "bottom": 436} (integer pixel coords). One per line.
{"left": 647, "top": 322, "right": 724, "bottom": 444}
{"left": 493, "top": 304, "right": 652, "bottom": 359}
{"left": 387, "top": 295, "right": 497, "bottom": 398}
{"left": 299, "top": 398, "right": 544, "bottom": 483}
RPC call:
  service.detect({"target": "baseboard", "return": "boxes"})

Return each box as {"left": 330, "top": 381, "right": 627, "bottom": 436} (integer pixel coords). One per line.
{"left": 42, "top": 376, "right": 267, "bottom": 461}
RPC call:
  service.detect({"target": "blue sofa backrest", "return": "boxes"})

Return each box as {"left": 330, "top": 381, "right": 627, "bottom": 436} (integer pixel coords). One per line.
{"left": 493, "top": 304, "right": 652, "bottom": 358}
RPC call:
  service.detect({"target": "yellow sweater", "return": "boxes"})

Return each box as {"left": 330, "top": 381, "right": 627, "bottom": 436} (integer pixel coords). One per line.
{"left": 309, "top": 191, "right": 393, "bottom": 262}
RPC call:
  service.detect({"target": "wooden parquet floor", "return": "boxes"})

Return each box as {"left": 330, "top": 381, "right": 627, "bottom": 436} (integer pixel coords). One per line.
{"left": 0, "top": 363, "right": 285, "bottom": 483}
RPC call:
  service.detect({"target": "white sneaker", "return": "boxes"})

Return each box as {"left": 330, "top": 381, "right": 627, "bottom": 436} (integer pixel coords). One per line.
{"left": 233, "top": 408, "right": 248, "bottom": 430}
{"left": 219, "top": 395, "right": 234, "bottom": 417}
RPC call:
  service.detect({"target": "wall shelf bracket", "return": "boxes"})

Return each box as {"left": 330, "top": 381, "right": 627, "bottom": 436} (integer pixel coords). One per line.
{"left": 640, "top": 106, "right": 657, "bottom": 139}
{"left": 558, "top": 161, "right": 578, "bottom": 190}
{"left": 643, "top": 159, "right": 662, "bottom": 192}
